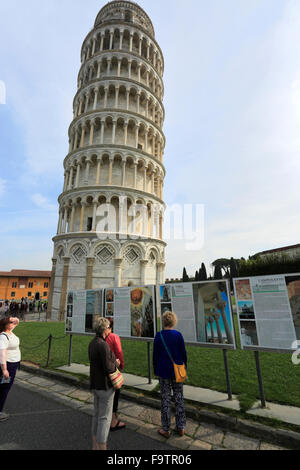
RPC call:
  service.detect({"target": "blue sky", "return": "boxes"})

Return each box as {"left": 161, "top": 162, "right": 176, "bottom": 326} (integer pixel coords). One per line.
{"left": 1, "top": 0, "right": 300, "bottom": 278}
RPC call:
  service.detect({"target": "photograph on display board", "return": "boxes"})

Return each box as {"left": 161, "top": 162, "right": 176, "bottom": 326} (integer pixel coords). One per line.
{"left": 104, "top": 289, "right": 115, "bottom": 319}
{"left": 67, "top": 305, "right": 73, "bottom": 318}
{"left": 192, "top": 282, "right": 234, "bottom": 345}
{"left": 237, "top": 300, "right": 255, "bottom": 320}
{"left": 240, "top": 320, "right": 258, "bottom": 346}
{"left": 66, "top": 317, "right": 72, "bottom": 332}
{"left": 235, "top": 279, "right": 252, "bottom": 300}
{"left": 285, "top": 275, "right": 300, "bottom": 340}
{"left": 85, "top": 290, "right": 103, "bottom": 334}
{"left": 130, "top": 287, "right": 155, "bottom": 338}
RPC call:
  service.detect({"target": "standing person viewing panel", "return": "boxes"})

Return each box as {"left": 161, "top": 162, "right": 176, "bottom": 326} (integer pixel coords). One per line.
{"left": 88, "top": 317, "right": 120, "bottom": 451}
{"left": 106, "top": 320, "right": 126, "bottom": 432}
{"left": 0, "top": 316, "right": 21, "bottom": 422}
{"left": 153, "top": 311, "right": 187, "bottom": 439}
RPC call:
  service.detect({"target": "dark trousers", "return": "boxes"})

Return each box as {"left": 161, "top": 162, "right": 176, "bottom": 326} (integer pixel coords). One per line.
{"left": 113, "top": 388, "right": 120, "bottom": 413}
{"left": 0, "top": 362, "right": 20, "bottom": 412}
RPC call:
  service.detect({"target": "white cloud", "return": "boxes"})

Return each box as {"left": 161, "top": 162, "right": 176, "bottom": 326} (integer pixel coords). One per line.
{"left": 31, "top": 194, "right": 57, "bottom": 212}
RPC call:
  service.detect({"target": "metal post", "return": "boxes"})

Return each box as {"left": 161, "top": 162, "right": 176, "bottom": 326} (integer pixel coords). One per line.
{"left": 254, "top": 351, "right": 266, "bottom": 408}
{"left": 222, "top": 349, "right": 232, "bottom": 400}
{"left": 147, "top": 342, "right": 152, "bottom": 385}
{"left": 46, "top": 334, "right": 52, "bottom": 368}
{"left": 68, "top": 335, "right": 73, "bottom": 367}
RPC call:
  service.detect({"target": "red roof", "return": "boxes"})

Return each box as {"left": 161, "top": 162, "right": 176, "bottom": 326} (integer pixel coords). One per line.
{"left": 0, "top": 270, "right": 52, "bottom": 278}
{"left": 256, "top": 243, "right": 300, "bottom": 256}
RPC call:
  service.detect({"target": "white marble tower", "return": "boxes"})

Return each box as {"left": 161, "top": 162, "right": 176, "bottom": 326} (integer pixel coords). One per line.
{"left": 48, "top": 1, "right": 166, "bottom": 321}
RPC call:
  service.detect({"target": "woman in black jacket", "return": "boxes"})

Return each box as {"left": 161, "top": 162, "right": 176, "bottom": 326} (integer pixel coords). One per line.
{"left": 88, "top": 317, "right": 120, "bottom": 451}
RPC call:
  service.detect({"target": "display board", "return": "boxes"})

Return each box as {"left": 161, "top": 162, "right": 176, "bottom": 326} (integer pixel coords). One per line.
{"left": 66, "top": 285, "right": 156, "bottom": 340}
{"left": 66, "top": 289, "right": 104, "bottom": 335}
{"left": 233, "top": 274, "right": 300, "bottom": 351}
{"left": 159, "top": 280, "right": 236, "bottom": 349}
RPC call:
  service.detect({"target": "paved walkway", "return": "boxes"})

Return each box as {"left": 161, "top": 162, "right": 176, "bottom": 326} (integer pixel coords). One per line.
{"left": 15, "top": 365, "right": 296, "bottom": 450}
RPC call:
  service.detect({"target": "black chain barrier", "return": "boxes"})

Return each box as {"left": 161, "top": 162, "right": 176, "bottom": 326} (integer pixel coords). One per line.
{"left": 20, "top": 333, "right": 67, "bottom": 368}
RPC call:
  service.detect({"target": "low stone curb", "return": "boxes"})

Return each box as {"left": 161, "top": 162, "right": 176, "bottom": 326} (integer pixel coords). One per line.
{"left": 20, "top": 363, "right": 300, "bottom": 450}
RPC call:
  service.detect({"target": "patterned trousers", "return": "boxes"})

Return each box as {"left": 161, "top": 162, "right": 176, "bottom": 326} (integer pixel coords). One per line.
{"left": 159, "top": 378, "right": 186, "bottom": 432}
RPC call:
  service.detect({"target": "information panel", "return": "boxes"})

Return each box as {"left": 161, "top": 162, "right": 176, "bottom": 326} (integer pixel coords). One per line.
{"left": 66, "top": 285, "right": 156, "bottom": 340}
{"left": 103, "top": 285, "right": 156, "bottom": 340}
{"left": 233, "top": 274, "right": 300, "bottom": 351}
{"left": 66, "top": 289, "right": 103, "bottom": 335}
{"left": 159, "top": 280, "right": 236, "bottom": 349}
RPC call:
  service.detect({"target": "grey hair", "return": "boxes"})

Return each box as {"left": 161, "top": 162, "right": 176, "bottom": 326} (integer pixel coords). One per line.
{"left": 93, "top": 316, "right": 110, "bottom": 336}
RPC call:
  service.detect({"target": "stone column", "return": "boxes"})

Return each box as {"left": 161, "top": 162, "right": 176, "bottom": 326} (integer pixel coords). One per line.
{"left": 135, "top": 124, "right": 139, "bottom": 148}
{"left": 109, "top": 30, "right": 114, "bottom": 50}
{"left": 68, "top": 166, "right": 74, "bottom": 190}
{"left": 114, "top": 258, "right": 123, "bottom": 287}
{"left": 89, "top": 121, "right": 95, "bottom": 146}
{"left": 85, "top": 257, "right": 95, "bottom": 290}
{"left": 129, "top": 33, "right": 133, "bottom": 52}
{"left": 100, "top": 119, "right": 105, "bottom": 144}
{"left": 157, "top": 262, "right": 165, "bottom": 284}
{"left": 115, "top": 86, "right": 119, "bottom": 108}
{"left": 120, "top": 30, "right": 124, "bottom": 50}
{"left": 59, "top": 257, "right": 70, "bottom": 322}
{"left": 63, "top": 171, "right": 69, "bottom": 192}
{"left": 108, "top": 157, "right": 114, "bottom": 185}
{"left": 92, "top": 201, "right": 98, "bottom": 231}
{"left": 104, "top": 87, "right": 108, "bottom": 108}
{"left": 100, "top": 34, "right": 104, "bottom": 51}
{"left": 124, "top": 120, "right": 128, "bottom": 145}
{"left": 93, "top": 88, "right": 99, "bottom": 110}
{"left": 97, "top": 62, "right": 101, "bottom": 79}
{"left": 80, "top": 202, "right": 86, "bottom": 232}
{"left": 75, "top": 163, "right": 81, "bottom": 188}
{"left": 69, "top": 204, "right": 76, "bottom": 233}
{"left": 96, "top": 156, "right": 102, "bottom": 185}
{"left": 133, "top": 162, "right": 138, "bottom": 189}
{"left": 122, "top": 158, "right": 127, "bottom": 186}
{"left": 84, "top": 159, "right": 91, "bottom": 185}
{"left": 143, "top": 167, "right": 147, "bottom": 192}
{"left": 57, "top": 210, "right": 63, "bottom": 235}
{"left": 112, "top": 119, "right": 117, "bottom": 144}
{"left": 117, "top": 59, "right": 121, "bottom": 77}
{"left": 140, "top": 259, "right": 148, "bottom": 286}
{"left": 80, "top": 126, "right": 86, "bottom": 148}
{"left": 92, "top": 37, "right": 96, "bottom": 56}
{"left": 84, "top": 93, "right": 89, "bottom": 113}
{"left": 126, "top": 89, "right": 130, "bottom": 110}
{"left": 47, "top": 258, "right": 57, "bottom": 320}
{"left": 136, "top": 92, "right": 141, "bottom": 113}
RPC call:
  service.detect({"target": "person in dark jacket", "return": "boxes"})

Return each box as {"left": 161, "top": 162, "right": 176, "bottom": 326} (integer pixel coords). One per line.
{"left": 88, "top": 317, "right": 120, "bottom": 451}
{"left": 153, "top": 311, "right": 187, "bottom": 439}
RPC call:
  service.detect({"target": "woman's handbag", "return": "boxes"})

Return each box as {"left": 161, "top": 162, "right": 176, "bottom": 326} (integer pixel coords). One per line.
{"left": 109, "top": 368, "right": 124, "bottom": 390}
{"left": 160, "top": 332, "right": 187, "bottom": 383}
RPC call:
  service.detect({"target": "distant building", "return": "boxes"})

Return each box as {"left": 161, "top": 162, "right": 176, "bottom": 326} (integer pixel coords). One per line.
{"left": 0, "top": 270, "right": 52, "bottom": 301}
{"left": 254, "top": 243, "right": 300, "bottom": 260}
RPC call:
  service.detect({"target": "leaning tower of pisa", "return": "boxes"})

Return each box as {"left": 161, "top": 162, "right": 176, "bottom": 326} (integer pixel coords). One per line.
{"left": 48, "top": 1, "right": 167, "bottom": 321}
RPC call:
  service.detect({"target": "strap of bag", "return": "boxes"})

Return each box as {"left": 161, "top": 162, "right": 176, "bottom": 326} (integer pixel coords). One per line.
{"left": 0, "top": 333, "right": 9, "bottom": 341}
{"left": 160, "top": 332, "right": 174, "bottom": 364}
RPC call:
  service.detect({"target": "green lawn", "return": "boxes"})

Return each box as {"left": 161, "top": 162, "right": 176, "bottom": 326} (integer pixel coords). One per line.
{"left": 17, "top": 321, "right": 300, "bottom": 411}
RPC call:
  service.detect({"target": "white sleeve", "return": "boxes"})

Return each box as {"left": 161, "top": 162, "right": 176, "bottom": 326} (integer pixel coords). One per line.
{"left": 0, "top": 335, "right": 8, "bottom": 350}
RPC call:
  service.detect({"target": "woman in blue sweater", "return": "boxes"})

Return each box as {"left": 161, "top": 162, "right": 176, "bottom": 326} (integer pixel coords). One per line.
{"left": 153, "top": 311, "right": 187, "bottom": 438}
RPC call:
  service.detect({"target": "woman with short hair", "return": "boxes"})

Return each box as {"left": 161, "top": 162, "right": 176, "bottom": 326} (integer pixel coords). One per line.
{"left": 153, "top": 311, "right": 187, "bottom": 439}
{"left": 0, "top": 316, "right": 20, "bottom": 422}
{"left": 88, "top": 317, "right": 120, "bottom": 450}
